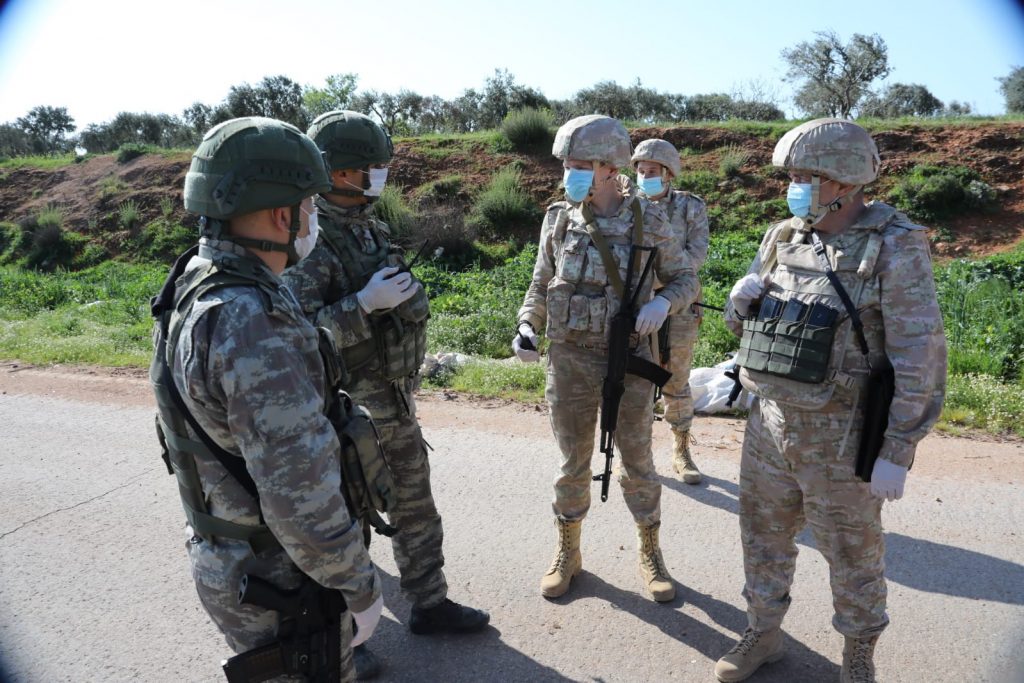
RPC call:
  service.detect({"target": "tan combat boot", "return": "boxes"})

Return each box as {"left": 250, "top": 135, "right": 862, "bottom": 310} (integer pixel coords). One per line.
{"left": 540, "top": 518, "right": 582, "bottom": 598}
{"left": 671, "top": 429, "right": 702, "bottom": 484}
{"left": 637, "top": 522, "right": 675, "bottom": 602}
{"left": 714, "top": 628, "right": 784, "bottom": 682}
{"left": 840, "top": 635, "right": 878, "bottom": 683}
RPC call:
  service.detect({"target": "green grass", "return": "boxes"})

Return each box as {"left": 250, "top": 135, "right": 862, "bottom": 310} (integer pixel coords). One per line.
{"left": 940, "top": 373, "right": 1024, "bottom": 437}
{"left": 422, "top": 358, "right": 546, "bottom": 402}
{"left": 0, "top": 153, "right": 80, "bottom": 170}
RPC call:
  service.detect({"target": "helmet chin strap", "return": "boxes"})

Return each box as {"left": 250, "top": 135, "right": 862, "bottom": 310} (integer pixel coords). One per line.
{"left": 806, "top": 175, "right": 861, "bottom": 226}
{"left": 212, "top": 204, "right": 302, "bottom": 265}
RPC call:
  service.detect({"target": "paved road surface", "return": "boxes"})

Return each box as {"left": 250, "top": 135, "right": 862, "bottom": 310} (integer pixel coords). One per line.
{"left": 0, "top": 366, "right": 1022, "bottom": 682}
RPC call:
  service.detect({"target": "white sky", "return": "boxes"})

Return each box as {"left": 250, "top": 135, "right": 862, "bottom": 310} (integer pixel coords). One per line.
{"left": 1, "top": 0, "right": 1023, "bottom": 129}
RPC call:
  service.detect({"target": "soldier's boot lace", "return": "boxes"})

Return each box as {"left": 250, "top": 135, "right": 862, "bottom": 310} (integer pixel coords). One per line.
{"left": 636, "top": 521, "right": 675, "bottom": 602}
{"left": 714, "top": 627, "right": 784, "bottom": 682}
{"left": 408, "top": 598, "right": 490, "bottom": 635}
{"left": 540, "top": 518, "right": 582, "bottom": 598}
{"left": 671, "top": 429, "right": 702, "bottom": 484}
{"left": 840, "top": 635, "right": 878, "bottom": 683}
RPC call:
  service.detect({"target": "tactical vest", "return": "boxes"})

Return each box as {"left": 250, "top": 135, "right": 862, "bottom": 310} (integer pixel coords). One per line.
{"left": 545, "top": 198, "right": 651, "bottom": 345}
{"left": 318, "top": 216, "right": 429, "bottom": 382}
{"left": 736, "top": 205, "right": 894, "bottom": 410}
{"left": 150, "top": 247, "right": 397, "bottom": 553}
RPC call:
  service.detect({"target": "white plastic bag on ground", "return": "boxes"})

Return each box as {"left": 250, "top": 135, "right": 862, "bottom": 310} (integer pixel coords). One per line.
{"left": 690, "top": 358, "right": 753, "bottom": 413}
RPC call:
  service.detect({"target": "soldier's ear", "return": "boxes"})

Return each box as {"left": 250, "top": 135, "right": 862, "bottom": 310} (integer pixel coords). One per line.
{"left": 269, "top": 207, "right": 291, "bottom": 234}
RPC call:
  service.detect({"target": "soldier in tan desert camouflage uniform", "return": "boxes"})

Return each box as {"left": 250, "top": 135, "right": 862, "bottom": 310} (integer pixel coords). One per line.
{"left": 150, "top": 117, "right": 383, "bottom": 682}
{"left": 715, "top": 119, "right": 947, "bottom": 683}
{"left": 283, "top": 110, "right": 488, "bottom": 679}
{"left": 632, "top": 138, "right": 710, "bottom": 484}
{"left": 513, "top": 115, "right": 700, "bottom": 603}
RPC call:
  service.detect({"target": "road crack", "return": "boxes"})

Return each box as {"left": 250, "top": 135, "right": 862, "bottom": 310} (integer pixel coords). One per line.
{"left": 0, "top": 471, "right": 150, "bottom": 541}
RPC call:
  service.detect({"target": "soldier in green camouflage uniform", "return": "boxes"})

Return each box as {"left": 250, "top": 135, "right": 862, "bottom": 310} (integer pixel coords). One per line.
{"left": 632, "top": 139, "right": 709, "bottom": 484}
{"left": 151, "top": 117, "right": 383, "bottom": 682}
{"left": 514, "top": 116, "right": 700, "bottom": 602}
{"left": 282, "top": 112, "right": 488, "bottom": 672}
{"left": 714, "top": 119, "right": 947, "bottom": 683}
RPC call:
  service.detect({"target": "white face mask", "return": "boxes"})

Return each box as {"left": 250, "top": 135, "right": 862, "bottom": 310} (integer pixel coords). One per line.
{"left": 365, "top": 167, "right": 389, "bottom": 197}
{"left": 294, "top": 206, "right": 319, "bottom": 261}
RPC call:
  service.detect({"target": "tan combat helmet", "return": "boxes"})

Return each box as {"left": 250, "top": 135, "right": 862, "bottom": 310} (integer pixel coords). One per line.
{"left": 772, "top": 118, "right": 880, "bottom": 224}
{"left": 631, "top": 139, "right": 681, "bottom": 177}
{"left": 552, "top": 115, "right": 632, "bottom": 168}
{"left": 772, "top": 118, "right": 880, "bottom": 185}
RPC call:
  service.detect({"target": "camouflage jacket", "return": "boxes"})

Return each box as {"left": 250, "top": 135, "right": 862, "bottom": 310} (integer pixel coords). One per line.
{"left": 283, "top": 199, "right": 426, "bottom": 420}
{"left": 658, "top": 190, "right": 709, "bottom": 275}
{"left": 172, "top": 238, "right": 379, "bottom": 611}
{"left": 725, "top": 202, "right": 947, "bottom": 468}
{"left": 518, "top": 179, "right": 700, "bottom": 346}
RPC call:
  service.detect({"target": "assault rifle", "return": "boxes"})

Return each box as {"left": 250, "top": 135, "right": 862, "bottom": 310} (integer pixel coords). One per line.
{"left": 594, "top": 244, "right": 673, "bottom": 502}
{"left": 221, "top": 575, "right": 345, "bottom": 683}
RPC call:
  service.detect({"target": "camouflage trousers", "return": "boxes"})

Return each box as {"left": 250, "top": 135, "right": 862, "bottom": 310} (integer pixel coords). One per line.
{"left": 740, "top": 397, "right": 888, "bottom": 639}
{"left": 659, "top": 313, "right": 699, "bottom": 432}
{"left": 373, "top": 407, "right": 448, "bottom": 609}
{"left": 194, "top": 577, "right": 356, "bottom": 682}
{"left": 545, "top": 341, "right": 661, "bottom": 525}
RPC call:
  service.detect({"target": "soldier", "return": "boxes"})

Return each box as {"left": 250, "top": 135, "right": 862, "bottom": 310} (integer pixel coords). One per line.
{"left": 714, "top": 119, "right": 947, "bottom": 683}
{"left": 513, "top": 115, "right": 700, "bottom": 602}
{"left": 632, "top": 139, "right": 710, "bottom": 484}
{"left": 150, "top": 117, "right": 382, "bottom": 681}
{"left": 283, "top": 111, "right": 489, "bottom": 677}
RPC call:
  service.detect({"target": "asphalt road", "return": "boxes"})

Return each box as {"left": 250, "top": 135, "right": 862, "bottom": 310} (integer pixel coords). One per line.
{"left": 0, "top": 368, "right": 1022, "bottom": 682}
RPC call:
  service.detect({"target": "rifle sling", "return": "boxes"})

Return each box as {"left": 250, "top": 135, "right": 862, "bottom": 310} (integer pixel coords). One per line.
{"left": 580, "top": 198, "right": 645, "bottom": 299}
{"left": 808, "top": 230, "right": 870, "bottom": 357}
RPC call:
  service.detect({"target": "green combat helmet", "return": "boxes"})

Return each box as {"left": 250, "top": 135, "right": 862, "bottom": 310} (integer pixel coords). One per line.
{"left": 183, "top": 116, "right": 331, "bottom": 261}
{"left": 552, "top": 114, "right": 632, "bottom": 168}
{"left": 307, "top": 110, "right": 393, "bottom": 196}
{"left": 772, "top": 118, "right": 880, "bottom": 224}
{"left": 631, "top": 139, "right": 681, "bottom": 177}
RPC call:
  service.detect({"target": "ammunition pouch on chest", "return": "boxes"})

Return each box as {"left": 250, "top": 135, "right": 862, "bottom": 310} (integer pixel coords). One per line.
{"left": 737, "top": 222, "right": 886, "bottom": 410}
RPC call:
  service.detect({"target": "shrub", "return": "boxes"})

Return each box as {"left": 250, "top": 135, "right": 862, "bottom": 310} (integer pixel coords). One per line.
{"left": 118, "top": 199, "right": 141, "bottom": 229}
{"left": 36, "top": 203, "right": 65, "bottom": 231}
{"left": 888, "top": 165, "right": 997, "bottom": 222}
{"left": 23, "top": 223, "right": 86, "bottom": 272}
{"left": 500, "top": 108, "right": 554, "bottom": 149}
{"left": 676, "top": 170, "right": 718, "bottom": 197}
{"left": 468, "top": 167, "right": 542, "bottom": 242}
{"left": 97, "top": 175, "right": 128, "bottom": 200}
{"left": 415, "top": 175, "right": 464, "bottom": 204}
{"left": 400, "top": 203, "right": 477, "bottom": 262}
{"left": 373, "top": 186, "right": 417, "bottom": 239}
{"left": 718, "top": 145, "right": 749, "bottom": 179}
{"left": 159, "top": 196, "right": 175, "bottom": 217}
{"left": 116, "top": 143, "right": 149, "bottom": 163}
{"left": 131, "top": 219, "right": 195, "bottom": 262}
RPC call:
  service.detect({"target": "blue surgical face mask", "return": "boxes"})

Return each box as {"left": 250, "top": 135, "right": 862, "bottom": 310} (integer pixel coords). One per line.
{"left": 563, "top": 167, "right": 595, "bottom": 202}
{"left": 786, "top": 182, "right": 812, "bottom": 218}
{"left": 637, "top": 174, "right": 664, "bottom": 197}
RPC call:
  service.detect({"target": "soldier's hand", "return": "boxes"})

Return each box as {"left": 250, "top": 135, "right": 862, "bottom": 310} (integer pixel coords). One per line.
{"left": 351, "top": 593, "right": 384, "bottom": 647}
{"left": 870, "top": 459, "right": 907, "bottom": 501}
{"left": 635, "top": 295, "right": 671, "bottom": 336}
{"left": 357, "top": 266, "right": 419, "bottom": 313}
{"left": 512, "top": 322, "right": 540, "bottom": 363}
{"left": 729, "top": 273, "right": 770, "bottom": 317}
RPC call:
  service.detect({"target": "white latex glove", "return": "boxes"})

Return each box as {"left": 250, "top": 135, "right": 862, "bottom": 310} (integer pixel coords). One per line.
{"left": 635, "top": 295, "right": 671, "bottom": 336}
{"left": 512, "top": 322, "right": 540, "bottom": 363}
{"left": 356, "top": 266, "right": 419, "bottom": 313}
{"left": 350, "top": 593, "right": 384, "bottom": 647}
{"left": 729, "top": 273, "right": 770, "bottom": 317}
{"left": 870, "top": 459, "right": 908, "bottom": 501}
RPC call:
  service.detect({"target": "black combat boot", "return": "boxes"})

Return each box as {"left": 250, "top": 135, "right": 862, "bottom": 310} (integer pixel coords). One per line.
{"left": 408, "top": 598, "right": 490, "bottom": 635}
{"left": 353, "top": 644, "right": 381, "bottom": 680}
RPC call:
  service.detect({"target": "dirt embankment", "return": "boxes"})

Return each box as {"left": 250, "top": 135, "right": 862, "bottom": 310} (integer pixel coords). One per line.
{"left": 2, "top": 123, "right": 1023, "bottom": 259}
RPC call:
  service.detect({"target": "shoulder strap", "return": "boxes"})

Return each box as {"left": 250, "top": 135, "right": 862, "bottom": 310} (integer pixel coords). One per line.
{"left": 809, "top": 230, "right": 869, "bottom": 356}
{"left": 758, "top": 221, "right": 795, "bottom": 279}
{"left": 156, "top": 262, "right": 265, "bottom": 504}
{"left": 579, "top": 199, "right": 647, "bottom": 299}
